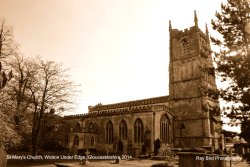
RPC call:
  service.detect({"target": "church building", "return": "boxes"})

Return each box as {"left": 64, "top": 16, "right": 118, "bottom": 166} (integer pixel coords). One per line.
{"left": 65, "top": 12, "right": 223, "bottom": 156}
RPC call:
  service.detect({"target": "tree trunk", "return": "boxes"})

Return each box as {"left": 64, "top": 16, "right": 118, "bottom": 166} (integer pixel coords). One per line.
{"left": 32, "top": 141, "right": 37, "bottom": 156}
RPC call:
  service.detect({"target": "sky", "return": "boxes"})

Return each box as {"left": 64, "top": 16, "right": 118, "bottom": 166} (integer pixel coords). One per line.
{"left": 1, "top": 0, "right": 238, "bottom": 131}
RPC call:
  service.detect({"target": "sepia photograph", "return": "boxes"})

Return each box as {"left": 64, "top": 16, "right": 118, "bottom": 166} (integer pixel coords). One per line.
{"left": 0, "top": 0, "right": 249, "bottom": 167}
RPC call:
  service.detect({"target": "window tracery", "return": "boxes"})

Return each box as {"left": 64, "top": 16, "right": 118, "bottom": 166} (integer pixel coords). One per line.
{"left": 160, "top": 114, "right": 170, "bottom": 143}
{"left": 119, "top": 119, "right": 127, "bottom": 138}
{"left": 182, "top": 38, "right": 190, "bottom": 54}
{"left": 106, "top": 120, "right": 113, "bottom": 143}
{"left": 134, "top": 118, "right": 144, "bottom": 143}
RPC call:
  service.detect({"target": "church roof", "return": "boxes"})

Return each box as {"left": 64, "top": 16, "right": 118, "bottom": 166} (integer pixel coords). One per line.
{"left": 64, "top": 95, "right": 171, "bottom": 119}
{"left": 88, "top": 95, "right": 169, "bottom": 112}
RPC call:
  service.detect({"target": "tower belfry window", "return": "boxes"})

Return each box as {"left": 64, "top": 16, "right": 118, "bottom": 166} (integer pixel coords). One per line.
{"left": 182, "top": 38, "right": 189, "bottom": 54}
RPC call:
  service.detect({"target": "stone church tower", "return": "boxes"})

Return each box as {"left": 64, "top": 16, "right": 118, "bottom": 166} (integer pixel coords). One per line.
{"left": 169, "top": 11, "right": 223, "bottom": 149}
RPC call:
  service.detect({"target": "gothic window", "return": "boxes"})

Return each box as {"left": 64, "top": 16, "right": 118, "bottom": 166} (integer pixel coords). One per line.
{"left": 181, "top": 38, "right": 189, "bottom": 54}
{"left": 200, "top": 39, "right": 209, "bottom": 58}
{"left": 89, "top": 122, "right": 94, "bottom": 129}
{"left": 73, "top": 135, "right": 79, "bottom": 145}
{"left": 160, "top": 114, "right": 170, "bottom": 143}
{"left": 90, "top": 136, "right": 94, "bottom": 146}
{"left": 74, "top": 123, "right": 81, "bottom": 132}
{"left": 106, "top": 120, "right": 113, "bottom": 144}
{"left": 134, "top": 118, "right": 144, "bottom": 143}
{"left": 88, "top": 122, "right": 94, "bottom": 133}
{"left": 119, "top": 119, "right": 127, "bottom": 138}
{"left": 201, "top": 39, "right": 207, "bottom": 49}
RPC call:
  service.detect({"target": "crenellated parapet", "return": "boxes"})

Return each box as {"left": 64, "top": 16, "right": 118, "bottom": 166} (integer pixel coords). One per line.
{"left": 65, "top": 106, "right": 151, "bottom": 119}
{"left": 88, "top": 95, "right": 169, "bottom": 112}
{"left": 170, "top": 27, "right": 209, "bottom": 42}
{"left": 64, "top": 104, "right": 173, "bottom": 120}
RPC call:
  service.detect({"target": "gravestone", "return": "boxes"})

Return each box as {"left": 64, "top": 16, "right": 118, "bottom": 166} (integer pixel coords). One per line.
{"left": 81, "top": 149, "right": 90, "bottom": 165}
{"left": 0, "top": 149, "right": 7, "bottom": 167}
{"left": 114, "top": 157, "right": 120, "bottom": 164}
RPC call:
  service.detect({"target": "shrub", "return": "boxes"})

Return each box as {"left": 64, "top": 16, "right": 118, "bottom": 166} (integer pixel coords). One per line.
{"left": 158, "top": 144, "right": 175, "bottom": 163}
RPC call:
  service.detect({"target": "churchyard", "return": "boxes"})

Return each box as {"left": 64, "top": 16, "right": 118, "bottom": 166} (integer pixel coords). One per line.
{"left": 7, "top": 158, "right": 172, "bottom": 167}
{"left": 6, "top": 156, "right": 250, "bottom": 167}
{"left": 5, "top": 149, "right": 250, "bottom": 167}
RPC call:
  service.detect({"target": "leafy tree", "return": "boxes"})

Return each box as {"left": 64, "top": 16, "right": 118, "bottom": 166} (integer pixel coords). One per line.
{"left": 240, "top": 119, "right": 250, "bottom": 143}
{"left": 0, "top": 112, "right": 21, "bottom": 150}
{"left": 211, "top": 0, "right": 250, "bottom": 142}
{"left": 0, "top": 19, "right": 78, "bottom": 153}
{"left": 5, "top": 55, "right": 38, "bottom": 150}
{"left": 0, "top": 19, "right": 18, "bottom": 151}
{"left": 40, "top": 111, "right": 70, "bottom": 152}
{"left": 0, "top": 19, "right": 14, "bottom": 91}
{"left": 3, "top": 56, "right": 77, "bottom": 153}
{"left": 211, "top": 1, "right": 250, "bottom": 121}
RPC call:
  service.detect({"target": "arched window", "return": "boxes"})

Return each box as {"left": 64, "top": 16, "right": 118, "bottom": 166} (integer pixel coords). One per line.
{"left": 74, "top": 123, "right": 81, "bottom": 132}
{"left": 106, "top": 120, "right": 113, "bottom": 143}
{"left": 89, "top": 122, "right": 94, "bottom": 129}
{"left": 160, "top": 114, "right": 170, "bottom": 143}
{"left": 88, "top": 122, "right": 95, "bottom": 133}
{"left": 119, "top": 119, "right": 127, "bottom": 138}
{"left": 201, "top": 39, "right": 207, "bottom": 49}
{"left": 90, "top": 136, "right": 94, "bottom": 147}
{"left": 134, "top": 118, "right": 144, "bottom": 143}
{"left": 182, "top": 38, "right": 189, "bottom": 54}
{"left": 73, "top": 135, "right": 79, "bottom": 145}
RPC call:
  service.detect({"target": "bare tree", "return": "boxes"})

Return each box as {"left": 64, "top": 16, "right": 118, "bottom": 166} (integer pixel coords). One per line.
{"left": 0, "top": 19, "right": 17, "bottom": 59}
{"left": 29, "top": 59, "right": 77, "bottom": 156}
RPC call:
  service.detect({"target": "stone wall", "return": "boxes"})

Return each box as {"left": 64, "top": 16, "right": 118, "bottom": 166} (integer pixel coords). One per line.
{"left": 67, "top": 106, "right": 174, "bottom": 155}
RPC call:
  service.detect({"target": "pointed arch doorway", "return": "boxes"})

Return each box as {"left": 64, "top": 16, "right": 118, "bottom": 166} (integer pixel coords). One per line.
{"left": 117, "top": 140, "right": 123, "bottom": 153}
